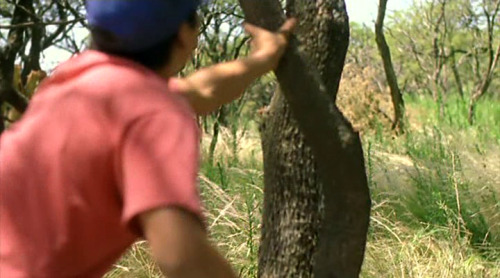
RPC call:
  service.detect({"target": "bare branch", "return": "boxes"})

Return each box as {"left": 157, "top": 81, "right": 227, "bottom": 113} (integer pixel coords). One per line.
{"left": 0, "top": 0, "right": 32, "bottom": 117}
{"left": 0, "top": 18, "right": 83, "bottom": 29}
{"left": 42, "top": 1, "right": 69, "bottom": 49}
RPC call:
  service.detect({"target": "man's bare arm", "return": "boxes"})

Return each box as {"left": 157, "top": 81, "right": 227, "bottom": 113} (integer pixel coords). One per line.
{"left": 179, "top": 19, "right": 296, "bottom": 115}
{"left": 139, "top": 208, "right": 237, "bottom": 278}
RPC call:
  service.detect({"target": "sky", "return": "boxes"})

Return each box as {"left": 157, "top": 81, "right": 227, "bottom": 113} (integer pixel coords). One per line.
{"left": 346, "top": 0, "right": 413, "bottom": 25}
{"left": 42, "top": 0, "right": 414, "bottom": 68}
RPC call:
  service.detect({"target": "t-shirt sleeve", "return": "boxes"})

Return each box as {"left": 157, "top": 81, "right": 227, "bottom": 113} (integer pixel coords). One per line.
{"left": 119, "top": 109, "right": 203, "bottom": 232}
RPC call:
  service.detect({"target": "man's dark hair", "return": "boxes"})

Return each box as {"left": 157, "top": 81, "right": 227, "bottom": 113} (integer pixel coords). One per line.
{"left": 90, "top": 11, "right": 198, "bottom": 71}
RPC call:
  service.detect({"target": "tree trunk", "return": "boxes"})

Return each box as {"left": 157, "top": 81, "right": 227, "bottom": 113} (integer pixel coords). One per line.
{"left": 239, "top": 0, "right": 371, "bottom": 277}
{"left": 468, "top": 43, "right": 500, "bottom": 125}
{"left": 375, "top": 0, "right": 405, "bottom": 133}
{"left": 429, "top": 0, "right": 447, "bottom": 118}
{"left": 208, "top": 107, "right": 228, "bottom": 164}
{"left": 468, "top": 0, "right": 500, "bottom": 125}
{"left": 0, "top": 0, "right": 33, "bottom": 133}
{"left": 0, "top": 0, "right": 79, "bottom": 132}
{"left": 450, "top": 49, "right": 464, "bottom": 99}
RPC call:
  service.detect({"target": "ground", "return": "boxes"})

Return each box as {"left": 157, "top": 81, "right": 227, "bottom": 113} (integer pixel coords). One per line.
{"left": 106, "top": 94, "right": 500, "bottom": 278}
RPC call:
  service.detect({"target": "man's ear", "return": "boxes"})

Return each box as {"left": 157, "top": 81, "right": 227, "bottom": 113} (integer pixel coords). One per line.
{"left": 176, "top": 23, "right": 191, "bottom": 48}
{"left": 177, "top": 22, "right": 198, "bottom": 51}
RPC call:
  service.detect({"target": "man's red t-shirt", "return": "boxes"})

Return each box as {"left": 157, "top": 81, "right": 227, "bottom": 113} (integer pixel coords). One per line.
{"left": 0, "top": 51, "right": 203, "bottom": 277}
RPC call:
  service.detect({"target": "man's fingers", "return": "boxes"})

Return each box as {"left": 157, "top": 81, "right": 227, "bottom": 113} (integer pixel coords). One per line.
{"left": 278, "top": 18, "right": 297, "bottom": 37}
{"left": 244, "top": 18, "right": 297, "bottom": 37}
{"left": 243, "top": 23, "right": 261, "bottom": 36}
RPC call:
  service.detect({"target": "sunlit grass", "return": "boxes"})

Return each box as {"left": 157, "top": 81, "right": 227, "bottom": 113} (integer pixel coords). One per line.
{"left": 107, "top": 95, "right": 499, "bottom": 277}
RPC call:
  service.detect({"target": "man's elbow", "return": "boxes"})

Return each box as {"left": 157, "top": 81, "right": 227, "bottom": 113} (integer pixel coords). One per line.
{"left": 154, "top": 244, "right": 204, "bottom": 277}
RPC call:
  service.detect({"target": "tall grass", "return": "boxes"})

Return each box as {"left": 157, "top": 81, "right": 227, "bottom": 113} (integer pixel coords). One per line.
{"left": 404, "top": 94, "right": 500, "bottom": 145}
{"left": 107, "top": 95, "right": 499, "bottom": 277}
{"left": 362, "top": 94, "right": 499, "bottom": 277}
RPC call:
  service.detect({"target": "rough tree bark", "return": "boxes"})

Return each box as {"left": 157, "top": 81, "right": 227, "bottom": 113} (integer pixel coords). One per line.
{"left": 239, "top": 0, "right": 371, "bottom": 277}
{"left": 375, "top": 0, "right": 405, "bottom": 133}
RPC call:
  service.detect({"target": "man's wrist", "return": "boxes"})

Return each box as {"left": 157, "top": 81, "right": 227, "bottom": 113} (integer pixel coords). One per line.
{"left": 246, "top": 52, "right": 276, "bottom": 74}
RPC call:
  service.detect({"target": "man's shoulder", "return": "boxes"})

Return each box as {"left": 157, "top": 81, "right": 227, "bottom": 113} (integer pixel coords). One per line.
{"left": 58, "top": 51, "right": 165, "bottom": 91}
{"left": 49, "top": 51, "right": 191, "bottom": 115}
{"left": 18, "top": 51, "right": 194, "bottom": 142}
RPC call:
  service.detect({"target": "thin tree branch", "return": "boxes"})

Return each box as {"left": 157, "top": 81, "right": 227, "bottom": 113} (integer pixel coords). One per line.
{"left": 42, "top": 1, "right": 69, "bottom": 49}
{"left": 0, "top": 18, "right": 83, "bottom": 29}
{"left": 0, "top": 0, "right": 32, "bottom": 116}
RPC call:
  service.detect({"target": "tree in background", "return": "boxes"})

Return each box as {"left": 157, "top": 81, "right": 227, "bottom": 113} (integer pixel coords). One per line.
{"left": 0, "top": 0, "right": 85, "bottom": 133}
{"left": 2, "top": 0, "right": 372, "bottom": 276}
{"left": 239, "top": 0, "right": 371, "bottom": 276}
{"left": 468, "top": 0, "right": 500, "bottom": 124}
{"left": 386, "top": 0, "right": 499, "bottom": 122}
{"left": 191, "top": 0, "right": 250, "bottom": 163}
{"left": 2, "top": 0, "right": 498, "bottom": 275}
{"left": 340, "top": 23, "right": 396, "bottom": 132}
{"left": 375, "top": 0, "right": 405, "bottom": 133}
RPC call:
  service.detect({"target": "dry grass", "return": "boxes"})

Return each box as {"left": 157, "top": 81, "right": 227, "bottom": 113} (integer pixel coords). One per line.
{"left": 105, "top": 242, "right": 161, "bottom": 278}
{"left": 106, "top": 129, "right": 263, "bottom": 277}
{"left": 106, "top": 88, "right": 499, "bottom": 277}
{"left": 364, "top": 212, "right": 500, "bottom": 278}
{"left": 337, "top": 63, "right": 394, "bottom": 132}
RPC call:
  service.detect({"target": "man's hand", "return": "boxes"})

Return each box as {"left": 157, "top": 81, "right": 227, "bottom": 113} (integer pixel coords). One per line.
{"left": 179, "top": 18, "right": 297, "bottom": 115}
{"left": 244, "top": 18, "right": 297, "bottom": 70}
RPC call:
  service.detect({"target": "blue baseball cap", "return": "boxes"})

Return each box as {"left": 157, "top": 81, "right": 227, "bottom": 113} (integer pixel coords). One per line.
{"left": 86, "top": 0, "right": 202, "bottom": 52}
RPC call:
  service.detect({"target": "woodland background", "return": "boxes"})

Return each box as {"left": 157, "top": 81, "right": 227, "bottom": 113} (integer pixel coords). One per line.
{"left": 0, "top": 0, "right": 499, "bottom": 277}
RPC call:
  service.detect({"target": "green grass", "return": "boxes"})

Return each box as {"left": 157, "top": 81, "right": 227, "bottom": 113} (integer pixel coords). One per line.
{"left": 403, "top": 93, "right": 500, "bottom": 145}
{"left": 107, "top": 95, "right": 500, "bottom": 277}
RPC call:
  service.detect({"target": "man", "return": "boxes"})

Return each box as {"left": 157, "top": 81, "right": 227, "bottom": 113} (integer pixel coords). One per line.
{"left": 0, "top": 0, "right": 295, "bottom": 277}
